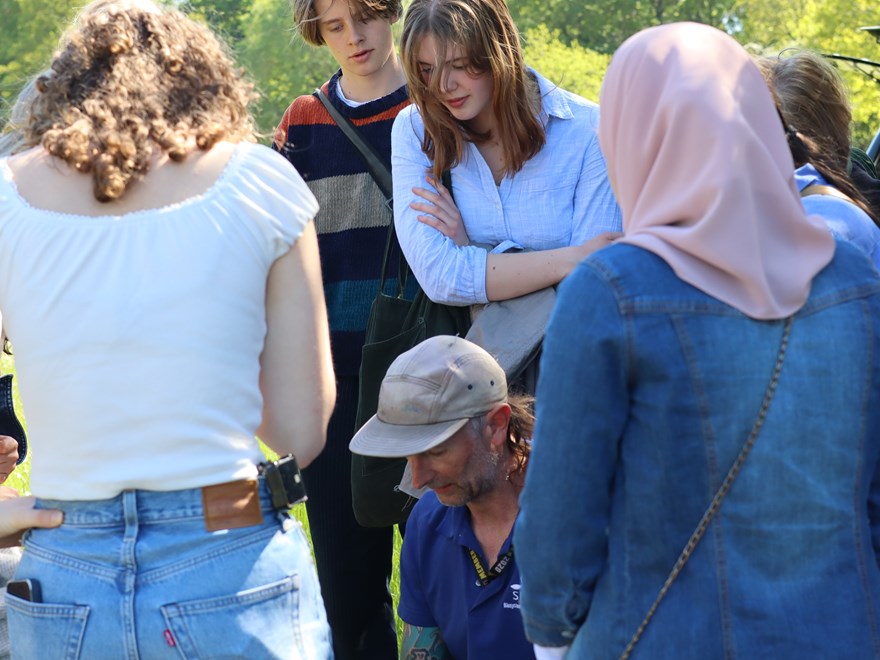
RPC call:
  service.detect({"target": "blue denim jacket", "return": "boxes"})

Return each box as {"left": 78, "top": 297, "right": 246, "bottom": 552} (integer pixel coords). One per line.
{"left": 515, "top": 241, "right": 880, "bottom": 658}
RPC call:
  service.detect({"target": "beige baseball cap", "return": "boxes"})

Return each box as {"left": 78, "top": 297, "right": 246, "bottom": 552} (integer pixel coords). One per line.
{"left": 349, "top": 335, "right": 507, "bottom": 458}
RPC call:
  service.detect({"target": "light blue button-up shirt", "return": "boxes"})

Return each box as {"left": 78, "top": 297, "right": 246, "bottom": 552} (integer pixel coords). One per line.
{"left": 796, "top": 162, "right": 880, "bottom": 271}
{"left": 391, "top": 70, "right": 622, "bottom": 304}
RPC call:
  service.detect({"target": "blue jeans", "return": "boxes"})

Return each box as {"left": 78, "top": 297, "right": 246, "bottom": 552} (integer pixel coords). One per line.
{"left": 6, "top": 481, "right": 333, "bottom": 659}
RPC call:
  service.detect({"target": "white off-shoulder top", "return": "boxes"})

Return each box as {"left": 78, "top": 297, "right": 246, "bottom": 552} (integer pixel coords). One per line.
{"left": 0, "top": 142, "right": 317, "bottom": 500}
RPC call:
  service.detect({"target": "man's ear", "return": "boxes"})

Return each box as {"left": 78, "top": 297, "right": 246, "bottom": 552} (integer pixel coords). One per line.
{"left": 485, "top": 403, "right": 511, "bottom": 449}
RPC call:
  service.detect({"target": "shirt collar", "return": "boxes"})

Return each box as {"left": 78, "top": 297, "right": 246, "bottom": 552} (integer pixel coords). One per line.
{"left": 530, "top": 68, "right": 574, "bottom": 124}
{"left": 793, "top": 162, "right": 825, "bottom": 192}
{"left": 435, "top": 498, "right": 475, "bottom": 546}
{"left": 433, "top": 495, "right": 516, "bottom": 555}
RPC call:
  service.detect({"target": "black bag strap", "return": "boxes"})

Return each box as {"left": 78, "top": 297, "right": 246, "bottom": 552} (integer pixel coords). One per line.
{"left": 314, "top": 87, "right": 393, "bottom": 203}
{"left": 374, "top": 169, "right": 454, "bottom": 299}
{"left": 314, "top": 87, "right": 406, "bottom": 296}
{"left": 314, "top": 88, "right": 453, "bottom": 300}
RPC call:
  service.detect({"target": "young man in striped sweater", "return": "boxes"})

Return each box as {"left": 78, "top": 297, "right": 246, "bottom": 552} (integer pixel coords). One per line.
{"left": 272, "top": 1, "right": 407, "bottom": 658}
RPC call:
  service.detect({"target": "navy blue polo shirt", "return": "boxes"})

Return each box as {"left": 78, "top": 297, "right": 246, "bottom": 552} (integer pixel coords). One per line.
{"left": 398, "top": 491, "right": 534, "bottom": 659}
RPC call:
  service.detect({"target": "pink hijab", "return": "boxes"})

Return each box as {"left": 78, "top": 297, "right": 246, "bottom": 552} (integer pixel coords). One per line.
{"left": 599, "top": 22, "right": 834, "bottom": 320}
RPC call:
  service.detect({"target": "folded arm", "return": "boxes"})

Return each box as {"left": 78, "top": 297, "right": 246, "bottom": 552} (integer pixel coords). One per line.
{"left": 392, "top": 114, "right": 489, "bottom": 305}
{"left": 392, "top": 111, "right": 621, "bottom": 304}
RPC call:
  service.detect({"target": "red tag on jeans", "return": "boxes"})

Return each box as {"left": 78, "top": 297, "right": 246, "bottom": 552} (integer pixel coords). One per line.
{"left": 163, "top": 629, "right": 176, "bottom": 647}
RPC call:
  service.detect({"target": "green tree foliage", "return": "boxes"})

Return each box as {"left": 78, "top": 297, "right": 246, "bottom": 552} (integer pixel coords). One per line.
{"left": 236, "top": 0, "right": 337, "bottom": 139}
{"left": 184, "top": 0, "right": 249, "bottom": 43}
{"left": 0, "top": 0, "right": 78, "bottom": 117}
{"left": 733, "top": 0, "right": 880, "bottom": 148}
{"left": 522, "top": 25, "right": 609, "bottom": 103}
{"left": 509, "top": 0, "right": 731, "bottom": 55}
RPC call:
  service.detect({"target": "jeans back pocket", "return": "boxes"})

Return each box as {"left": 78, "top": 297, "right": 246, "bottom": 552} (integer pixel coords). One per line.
{"left": 160, "top": 575, "right": 310, "bottom": 659}
{"left": 6, "top": 594, "right": 90, "bottom": 660}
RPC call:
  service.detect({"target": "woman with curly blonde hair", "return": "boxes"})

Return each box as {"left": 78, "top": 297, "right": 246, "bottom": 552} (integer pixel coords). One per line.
{"left": 0, "top": 1, "right": 335, "bottom": 657}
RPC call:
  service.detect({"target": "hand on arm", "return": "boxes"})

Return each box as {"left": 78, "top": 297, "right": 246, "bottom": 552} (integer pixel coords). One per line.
{"left": 400, "top": 623, "right": 453, "bottom": 660}
{"left": 410, "top": 176, "right": 470, "bottom": 247}
{"left": 484, "top": 232, "right": 621, "bottom": 301}
{"left": 0, "top": 487, "right": 62, "bottom": 547}
{"left": 393, "top": 112, "right": 489, "bottom": 304}
{"left": 257, "top": 222, "right": 336, "bottom": 467}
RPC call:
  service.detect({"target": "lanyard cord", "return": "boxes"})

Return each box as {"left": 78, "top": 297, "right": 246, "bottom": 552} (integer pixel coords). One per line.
{"left": 469, "top": 547, "right": 514, "bottom": 587}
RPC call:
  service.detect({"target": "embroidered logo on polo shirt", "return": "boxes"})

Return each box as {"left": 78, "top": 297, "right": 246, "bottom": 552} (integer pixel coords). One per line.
{"left": 503, "top": 583, "right": 521, "bottom": 610}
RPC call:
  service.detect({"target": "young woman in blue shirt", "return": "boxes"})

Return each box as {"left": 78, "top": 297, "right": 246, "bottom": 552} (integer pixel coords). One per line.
{"left": 390, "top": 0, "right": 622, "bottom": 305}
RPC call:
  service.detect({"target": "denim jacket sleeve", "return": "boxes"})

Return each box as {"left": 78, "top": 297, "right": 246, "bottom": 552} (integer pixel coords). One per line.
{"left": 514, "top": 257, "right": 629, "bottom": 647}
{"left": 869, "top": 462, "right": 880, "bottom": 567}
{"left": 391, "top": 107, "right": 489, "bottom": 305}
{"left": 870, "top": 324, "right": 880, "bottom": 565}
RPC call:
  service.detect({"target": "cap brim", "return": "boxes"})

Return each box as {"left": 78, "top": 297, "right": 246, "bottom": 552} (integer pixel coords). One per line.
{"left": 349, "top": 415, "right": 470, "bottom": 458}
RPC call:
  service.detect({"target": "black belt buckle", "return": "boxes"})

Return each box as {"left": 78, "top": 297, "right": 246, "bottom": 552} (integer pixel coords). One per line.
{"left": 258, "top": 454, "right": 307, "bottom": 510}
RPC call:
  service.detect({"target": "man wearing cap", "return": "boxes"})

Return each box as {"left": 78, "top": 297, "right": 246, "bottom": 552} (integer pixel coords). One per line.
{"left": 350, "top": 335, "right": 535, "bottom": 660}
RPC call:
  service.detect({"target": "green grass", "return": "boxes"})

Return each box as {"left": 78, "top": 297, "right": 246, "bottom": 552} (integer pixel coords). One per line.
{"left": 0, "top": 352, "right": 406, "bottom": 643}
{"left": 287, "top": 490, "right": 405, "bottom": 642}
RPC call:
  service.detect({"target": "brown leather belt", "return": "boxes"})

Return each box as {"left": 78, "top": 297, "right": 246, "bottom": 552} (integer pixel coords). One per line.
{"left": 201, "top": 478, "right": 265, "bottom": 532}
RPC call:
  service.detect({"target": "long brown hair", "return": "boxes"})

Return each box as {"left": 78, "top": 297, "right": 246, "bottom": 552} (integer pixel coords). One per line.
{"left": 400, "top": 0, "right": 544, "bottom": 181}
{"left": 27, "top": 0, "right": 256, "bottom": 202}
{"left": 757, "top": 52, "right": 879, "bottom": 226}
{"left": 505, "top": 392, "right": 533, "bottom": 477}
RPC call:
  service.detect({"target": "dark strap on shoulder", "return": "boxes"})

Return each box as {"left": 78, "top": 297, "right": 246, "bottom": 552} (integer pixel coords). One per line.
{"left": 800, "top": 184, "right": 855, "bottom": 204}
{"left": 315, "top": 86, "right": 455, "bottom": 299}
{"left": 314, "top": 87, "right": 393, "bottom": 204}
{"left": 374, "top": 170, "right": 454, "bottom": 297}
{"left": 314, "top": 87, "right": 402, "bottom": 294}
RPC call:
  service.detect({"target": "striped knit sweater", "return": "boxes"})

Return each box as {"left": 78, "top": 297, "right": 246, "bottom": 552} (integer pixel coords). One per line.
{"left": 273, "top": 71, "right": 410, "bottom": 378}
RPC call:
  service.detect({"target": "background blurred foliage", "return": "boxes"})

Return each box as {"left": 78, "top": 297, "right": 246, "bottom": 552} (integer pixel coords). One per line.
{"left": 1, "top": 0, "right": 878, "bottom": 146}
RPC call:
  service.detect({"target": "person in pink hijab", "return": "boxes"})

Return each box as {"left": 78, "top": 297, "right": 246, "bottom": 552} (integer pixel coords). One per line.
{"left": 515, "top": 22, "right": 880, "bottom": 660}
{"left": 603, "top": 23, "right": 834, "bottom": 319}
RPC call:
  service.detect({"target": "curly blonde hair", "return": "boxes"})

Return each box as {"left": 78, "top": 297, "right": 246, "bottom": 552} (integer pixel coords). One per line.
{"left": 26, "top": 0, "right": 257, "bottom": 202}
